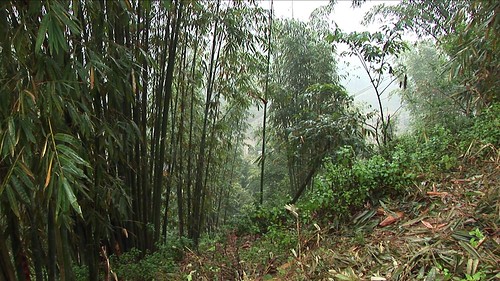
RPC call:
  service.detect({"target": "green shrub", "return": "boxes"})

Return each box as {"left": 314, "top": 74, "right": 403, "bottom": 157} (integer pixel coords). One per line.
{"left": 295, "top": 103, "right": 498, "bottom": 228}
{"left": 233, "top": 205, "right": 294, "bottom": 236}
{"left": 303, "top": 145, "right": 414, "bottom": 221}
{"left": 391, "top": 126, "right": 461, "bottom": 176}
{"left": 459, "top": 103, "right": 500, "bottom": 159}
{"left": 72, "top": 264, "right": 89, "bottom": 281}
{"left": 109, "top": 237, "right": 189, "bottom": 281}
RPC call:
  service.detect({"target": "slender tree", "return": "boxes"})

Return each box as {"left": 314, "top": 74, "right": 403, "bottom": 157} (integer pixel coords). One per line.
{"left": 260, "top": 0, "right": 273, "bottom": 206}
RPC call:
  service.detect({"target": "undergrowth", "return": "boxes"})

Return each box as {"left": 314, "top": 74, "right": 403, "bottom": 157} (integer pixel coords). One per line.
{"left": 105, "top": 103, "right": 499, "bottom": 280}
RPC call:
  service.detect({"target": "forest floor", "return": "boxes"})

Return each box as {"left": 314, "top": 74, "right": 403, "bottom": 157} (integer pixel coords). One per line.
{"left": 176, "top": 158, "right": 499, "bottom": 281}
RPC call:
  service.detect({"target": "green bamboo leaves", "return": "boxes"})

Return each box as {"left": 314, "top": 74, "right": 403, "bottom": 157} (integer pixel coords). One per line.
{"left": 1, "top": 0, "right": 275, "bottom": 278}
{"left": 50, "top": 132, "right": 90, "bottom": 219}
{"left": 0, "top": 117, "right": 18, "bottom": 158}
{"left": 0, "top": 118, "right": 26, "bottom": 218}
{"left": 36, "top": 1, "right": 82, "bottom": 55}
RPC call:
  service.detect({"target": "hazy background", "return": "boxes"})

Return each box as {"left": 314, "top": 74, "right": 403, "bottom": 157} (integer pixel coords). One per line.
{"left": 247, "top": 1, "right": 410, "bottom": 148}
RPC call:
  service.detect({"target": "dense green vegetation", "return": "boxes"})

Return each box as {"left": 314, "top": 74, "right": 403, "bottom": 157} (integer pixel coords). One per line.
{"left": 0, "top": 0, "right": 498, "bottom": 280}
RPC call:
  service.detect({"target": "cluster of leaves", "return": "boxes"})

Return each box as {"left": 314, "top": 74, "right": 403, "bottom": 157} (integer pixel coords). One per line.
{"left": 231, "top": 205, "right": 305, "bottom": 267}
{"left": 393, "top": 102, "right": 499, "bottom": 178}
{"left": 391, "top": 127, "right": 461, "bottom": 177}
{"left": 90, "top": 238, "right": 191, "bottom": 281}
{"left": 459, "top": 103, "right": 500, "bottom": 153}
{"left": 234, "top": 206, "right": 291, "bottom": 235}
{"left": 108, "top": 248, "right": 175, "bottom": 281}
{"left": 366, "top": 0, "right": 499, "bottom": 114}
{"left": 304, "top": 145, "right": 414, "bottom": 222}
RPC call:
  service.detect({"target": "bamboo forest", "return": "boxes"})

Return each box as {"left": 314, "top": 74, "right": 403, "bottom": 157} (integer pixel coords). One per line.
{"left": 0, "top": 0, "right": 498, "bottom": 280}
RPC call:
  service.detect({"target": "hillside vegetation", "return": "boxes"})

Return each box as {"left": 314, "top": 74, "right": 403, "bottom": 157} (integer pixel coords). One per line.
{"left": 115, "top": 104, "right": 500, "bottom": 281}
{"left": 0, "top": 1, "right": 498, "bottom": 280}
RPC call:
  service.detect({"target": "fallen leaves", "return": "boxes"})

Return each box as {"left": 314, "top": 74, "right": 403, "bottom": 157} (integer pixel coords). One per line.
{"left": 379, "top": 212, "right": 404, "bottom": 227}
{"left": 426, "top": 191, "right": 449, "bottom": 197}
{"left": 420, "top": 220, "right": 447, "bottom": 230}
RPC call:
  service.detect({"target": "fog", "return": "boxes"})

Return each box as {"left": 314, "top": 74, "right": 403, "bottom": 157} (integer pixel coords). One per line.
{"left": 249, "top": 1, "right": 410, "bottom": 139}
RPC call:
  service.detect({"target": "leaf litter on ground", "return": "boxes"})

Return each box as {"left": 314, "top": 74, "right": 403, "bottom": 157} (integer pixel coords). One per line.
{"left": 177, "top": 158, "right": 499, "bottom": 281}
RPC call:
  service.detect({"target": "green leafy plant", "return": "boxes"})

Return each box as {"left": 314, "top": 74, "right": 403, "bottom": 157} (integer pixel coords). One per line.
{"left": 463, "top": 271, "right": 487, "bottom": 281}
{"left": 436, "top": 263, "right": 453, "bottom": 280}
{"left": 391, "top": 126, "right": 462, "bottom": 177}
{"left": 72, "top": 265, "right": 89, "bottom": 281}
{"left": 460, "top": 103, "right": 500, "bottom": 161}
{"left": 468, "top": 228, "right": 485, "bottom": 248}
{"left": 109, "top": 238, "right": 189, "bottom": 281}
{"left": 304, "top": 145, "right": 414, "bottom": 221}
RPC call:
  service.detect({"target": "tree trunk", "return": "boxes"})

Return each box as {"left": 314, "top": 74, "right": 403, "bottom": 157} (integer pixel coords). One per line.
{"left": 152, "top": 0, "right": 184, "bottom": 246}
{"left": 260, "top": 0, "right": 273, "bottom": 206}
{"left": 191, "top": 0, "right": 221, "bottom": 246}
{"left": 47, "top": 204, "right": 57, "bottom": 281}
{"left": 186, "top": 25, "right": 200, "bottom": 239}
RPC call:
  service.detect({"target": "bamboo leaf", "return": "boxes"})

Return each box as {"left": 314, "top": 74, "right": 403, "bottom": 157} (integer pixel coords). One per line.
{"left": 5, "top": 185, "right": 20, "bottom": 218}
{"left": 54, "top": 133, "right": 80, "bottom": 147}
{"left": 458, "top": 240, "right": 480, "bottom": 259}
{"left": 47, "top": 14, "right": 68, "bottom": 54}
{"left": 16, "top": 166, "right": 35, "bottom": 192}
{"left": 61, "top": 160, "right": 85, "bottom": 178}
{"left": 18, "top": 162, "right": 35, "bottom": 180}
{"left": 19, "top": 118, "right": 36, "bottom": 144}
{"left": 452, "top": 230, "right": 472, "bottom": 242}
{"left": 56, "top": 144, "right": 89, "bottom": 168}
{"left": 11, "top": 176, "right": 29, "bottom": 203}
{"left": 41, "top": 136, "right": 49, "bottom": 157}
{"left": 51, "top": 2, "right": 81, "bottom": 35}
{"left": 90, "top": 67, "right": 95, "bottom": 89}
{"left": 36, "top": 13, "right": 51, "bottom": 54}
{"left": 5, "top": 117, "right": 17, "bottom": 157}
{"left": 45, "top": 154, "right": 54, "bottom": 189}
{"left": 0, "top": 134, "right": 5, "bottom": 160}
{"left": 56, "top": 179, "right": 64, "bottom": 219}
{"left": 62, "top": 177, "right": 82, "bottom": 217}
{"left": 0, "top": 149, "right": 22, "bottom": 196}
